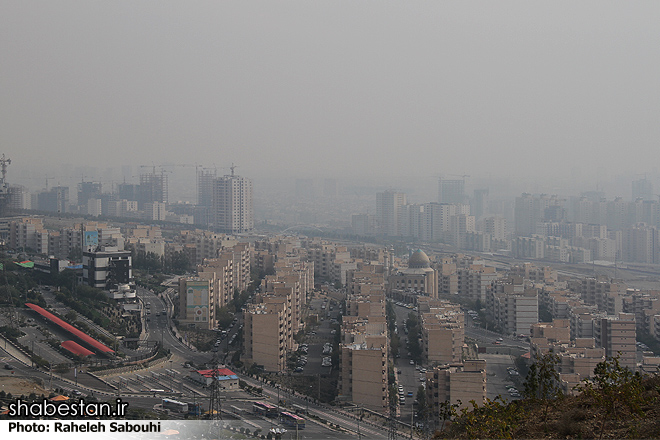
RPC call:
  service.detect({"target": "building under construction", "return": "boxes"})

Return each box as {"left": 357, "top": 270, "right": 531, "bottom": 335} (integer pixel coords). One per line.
{"left": 0, "top": 154, "right": 12, "bottom": 217}
{"left": 139, "top": 169, "right": 168, "bottom": 208}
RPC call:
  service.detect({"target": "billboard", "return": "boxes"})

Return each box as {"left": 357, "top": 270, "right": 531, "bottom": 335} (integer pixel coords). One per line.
{"left": 84, "top": 231, "right": 98, "bottom": 247}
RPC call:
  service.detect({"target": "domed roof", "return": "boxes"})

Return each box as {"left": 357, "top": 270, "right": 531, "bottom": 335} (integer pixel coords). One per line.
{"left": 408, "top": 249, "right": 431, "bottom": 269}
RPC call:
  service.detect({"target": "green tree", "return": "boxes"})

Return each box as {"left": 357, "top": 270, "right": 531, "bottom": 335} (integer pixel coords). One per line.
{"left": 215, "top": 306, "right": 234, "bottom": 329}
{"left": 523, "top": 351, "right": 563, "bottom": 428}
{"left": 437, "top": 399, "right": 459, "bottom": 431}
{"left": 386, "top": 301, "right": 397, "bottom": 333}
{"left": 454, "top": 397, "right": 524, "bottom": 439}
{"left": 576, "top": 354, "right": 645, "bottom": 440}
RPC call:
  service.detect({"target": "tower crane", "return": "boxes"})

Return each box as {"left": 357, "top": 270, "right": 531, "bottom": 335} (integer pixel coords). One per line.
{"left": 0, "top": 154, "right": 10, "bottom": 185}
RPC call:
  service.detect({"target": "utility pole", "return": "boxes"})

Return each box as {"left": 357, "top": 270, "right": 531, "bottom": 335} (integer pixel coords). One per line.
{"left": 388, "top": 387, "right": 398, "bottom": 440}
{"left": 357, "top": 405, "right": 362, "bottom": 440}
{"left": 208, "top": 350, "right": 223, "bottom": 423}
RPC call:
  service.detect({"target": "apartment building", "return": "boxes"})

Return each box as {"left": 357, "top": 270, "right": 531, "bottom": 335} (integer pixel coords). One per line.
{"left": 212, "top": 172, "right": 254, "bottom": 234}
{"left": 82, "top": 247, "right": 132, "bottom": 289}
{"left": 178, "top": 277, "right": 216, "bottom": 330}
{"left": 514, "top": 193, "right": 564, "bottom": 237}
{"left": 420, "top": 306, "right": 464, "bottom": 365}
{"left": 425, "top": 360, "right": 487, "bottom": 420}
{"left": 579, "top": 278, "right": 627, "bottom": 314}
{"left": 596, "top": 313, "right": 637, "bottom": 370}
{"left": 339, "top": 338, "right": 389, "bottom": 413}
{"left": 376, "top": 190, "right": 406, "bottom": 237}
{"left": 623, "top": 290, "right": 660, "bottom": 335}
{"left": 509, "top": 263, "right": 557, "bottom": 285}
{"left": 197, "top": 255, "right": 234, "bottom": 309}
{"left": 306, "top": 241, "right": 352, "bottom": 284}
{"left": 243, "top": 302, "right": 287, "bottom": 372}
{"left": 339, "top": 268, "right": 389, "bottom": 412}
{"left": 487, "top": 276, "right": 539, "bottom": 336}
{"left": 8, "top": 217, "right": 48, "bottom": 254}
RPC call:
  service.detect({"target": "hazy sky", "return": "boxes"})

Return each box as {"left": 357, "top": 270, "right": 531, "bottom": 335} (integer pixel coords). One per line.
{"left": 2, "top": 2, "right": 660, "bottom": 184}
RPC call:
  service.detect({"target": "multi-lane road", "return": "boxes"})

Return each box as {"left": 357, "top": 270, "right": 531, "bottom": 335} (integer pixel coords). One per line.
{"left": 1, "top": 285, "right": 394, "bottom": 438}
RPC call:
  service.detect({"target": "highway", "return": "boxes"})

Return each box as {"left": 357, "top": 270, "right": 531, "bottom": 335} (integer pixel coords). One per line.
{"left": 0, "top": 284, "right": 397, "bottom": 438}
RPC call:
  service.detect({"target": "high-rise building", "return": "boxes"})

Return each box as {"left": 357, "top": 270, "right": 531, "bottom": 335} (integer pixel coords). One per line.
{"left": 632, "top": 178, "right": 654, "bottom": 201}
{"left": 514, "top": 193, "right": 564, "bottom": 237}
{"left": 212, "top": 170, "right": 253, "bottom": 234}
{"left": 37, "top": 186, "right": 69, "bottom": 214}
{"left": 376, "top": 190, "right": 406, "bottom": 236}
{"left": 438, "top": 179, "right": 465, "bottom": 204}
{"left": 139, "top": 170, "right": 168, "bottom": 208}
{"left": 472, "top": 188, "right": 489, "bottom": 220}
{"left": 197, "top": 168, "right": 217, "bottom": 207}
{"left": 7, "top": 185, "right": 30, "bottom": 211}
{"left": 78, "top": 182, "right": 102, "bottom": 209}
{"left": 117, "top": 183, "right": 139, "bottom": 202}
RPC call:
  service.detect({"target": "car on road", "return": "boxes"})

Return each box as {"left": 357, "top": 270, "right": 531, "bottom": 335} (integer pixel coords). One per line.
{"left": 407, "top": 391, "right": 413, "bottom": 397}
{"left": 4, "top": 364, "right": 12, "bottom": 370}
{"left": 409, "top": 360, "right": 415, "bottom": 365}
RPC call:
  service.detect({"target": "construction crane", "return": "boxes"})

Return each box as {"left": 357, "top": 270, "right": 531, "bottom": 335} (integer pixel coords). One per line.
{"left": 445, "top": 174, "right": 470, "bottom": 181}
{"left": 0, "top": 154, "right": 10, "bottom": 185}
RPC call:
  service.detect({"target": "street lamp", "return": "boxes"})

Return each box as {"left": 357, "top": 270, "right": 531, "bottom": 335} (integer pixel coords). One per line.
{"left": 169, "top": 360, "right": 173, "bottom": 392}
{"left": 276, "top": 385, "right": 280, "bottom": 414}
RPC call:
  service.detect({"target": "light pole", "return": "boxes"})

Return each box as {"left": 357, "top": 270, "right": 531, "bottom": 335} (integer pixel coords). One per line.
{"left": 357, "top": 405, "right": 362, "bottom": 440}
{"left": 169, "top": 359, "right": 173, "bottom": 392}
{"left": 306, "top": 386, "right": 312, "bottom": 414}
{"left": 276, "top": 385, "right": 280, "bottom": 412}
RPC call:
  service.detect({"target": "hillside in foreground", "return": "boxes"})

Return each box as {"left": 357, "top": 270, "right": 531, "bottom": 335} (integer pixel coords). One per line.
{"left": 439, "top": 372, "right": 660, "bottom": 439}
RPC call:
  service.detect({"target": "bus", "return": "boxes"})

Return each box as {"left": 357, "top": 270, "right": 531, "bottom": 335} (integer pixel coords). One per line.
{"left": 253, "top": 401, "right": 278, "bottom": 418}
{"left": 162, "top": 398, "right": 188, "bottom": 413}
{"left": 280, "top": 411, "right": 305, "bottom": 429}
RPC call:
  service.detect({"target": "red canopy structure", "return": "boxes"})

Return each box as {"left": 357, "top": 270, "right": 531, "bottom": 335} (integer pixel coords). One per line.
{"left": 61, "top": 340, "right": 94, "bottom": 357}
{"left": 25, "top": 303, "right": 114, "bottom": 353}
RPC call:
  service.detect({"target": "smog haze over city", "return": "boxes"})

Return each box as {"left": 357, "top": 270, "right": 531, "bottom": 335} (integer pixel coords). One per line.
{"left": 5, "top": 3, "right": 660, "bottom": 438}
{"left": 3, "top": 1, "right": 660, "bottom": 206}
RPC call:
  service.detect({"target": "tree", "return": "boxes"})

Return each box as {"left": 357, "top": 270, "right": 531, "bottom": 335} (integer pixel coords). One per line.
{"left": 65, "top": 310, "right": 77, "bottom": 322}
{"left": 67, "top": 247, "right": 82, "bottom": 262}
{"left": 215, "top": 306, "right": 233, "bottom": 329}
{"left": 54, "top": 363, "right": 70, "bottom": 375}
{"left": 576, "top": 354, "right": 645, "bottom": 440}
{"left": 385, "top": 301, "right": 397, "bottom": 333}
{"left": 523, "top": 351, "right": 563, "bottom": 428}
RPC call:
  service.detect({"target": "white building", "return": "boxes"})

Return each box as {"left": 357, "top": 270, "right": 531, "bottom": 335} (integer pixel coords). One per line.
{"left": 376, "top": 191, "right": 406, "bottom": 237}
{"left": 212, "top": 171, "right": 253, "bottom": 234}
